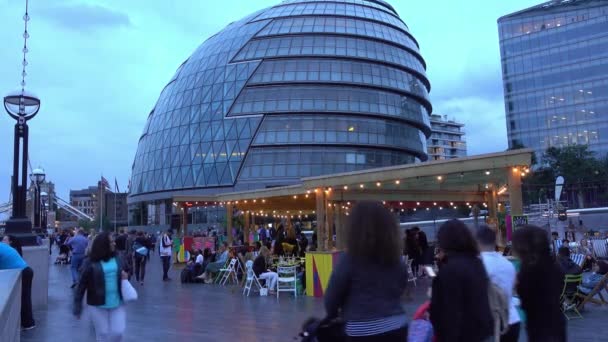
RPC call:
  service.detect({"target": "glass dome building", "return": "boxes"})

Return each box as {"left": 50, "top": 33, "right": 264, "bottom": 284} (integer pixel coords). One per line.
{"left": 128, "top": 0, "right": 432, "bottom": 224}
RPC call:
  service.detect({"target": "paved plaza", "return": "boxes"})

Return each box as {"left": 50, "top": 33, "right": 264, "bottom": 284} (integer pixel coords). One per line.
{"left": 22, "top": 251, "right": 608, "bottom": 341}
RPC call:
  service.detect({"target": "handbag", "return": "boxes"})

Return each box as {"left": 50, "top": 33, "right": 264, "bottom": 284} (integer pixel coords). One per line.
{"left": 121, "top": 279, "right": 138, "bottom": 302}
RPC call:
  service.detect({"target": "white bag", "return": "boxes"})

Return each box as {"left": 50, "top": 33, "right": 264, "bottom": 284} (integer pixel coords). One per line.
{"left": 259, "top": 287, "right": 268, "bottom": 296}
{"left": 121, "top": 279, "right": 138, "bottom": 302}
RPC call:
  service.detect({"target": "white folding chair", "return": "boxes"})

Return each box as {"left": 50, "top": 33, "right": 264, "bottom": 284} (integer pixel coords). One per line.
{"left": 219, "top": 258, "right": 238, "bottom": 286}
{"left": 243, "top": 260, "right": 263, "bottom": 296}
{"left": 406, "top": 258, "right": 417, "bottom": 287}
{"left": 277, "top": 265, "right": 298, "bottom": 298}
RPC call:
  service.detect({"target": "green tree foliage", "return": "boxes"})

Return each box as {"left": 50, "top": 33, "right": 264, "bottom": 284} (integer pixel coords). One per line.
{"left": 525, "top": 145, "right": 605, "bottom": 208}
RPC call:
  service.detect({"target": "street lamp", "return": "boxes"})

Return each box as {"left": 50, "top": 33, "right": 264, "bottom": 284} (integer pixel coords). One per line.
{"left": 3, "top": 0, "right": 41, "bottom": 245}
{"left": 40, "top": 191, "right": 48, "bottom": 232}
{"left": 3, "top": 91, "right": 41, "bottom": 245}
{"left": 29, "top": 167, "right": 45, "bottom": 231}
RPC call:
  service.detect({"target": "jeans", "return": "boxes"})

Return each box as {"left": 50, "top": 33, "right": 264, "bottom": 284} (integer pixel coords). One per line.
{"left": 133, "top": 254, "right": 147, "bottom": 282}
{"left": 88, "top": 305, "right": 126, "bottom": 342}
{"left": 161, "top": 255, "right": 171, "bottom": 280}
{"left": 259, "top": 271, "right": 278, "bottom": 290}
{"left": 71, "top": 253, "right": 85, "bottom": 284}
{"left": 21, "top": 267, "right": 35, "bottom": 328}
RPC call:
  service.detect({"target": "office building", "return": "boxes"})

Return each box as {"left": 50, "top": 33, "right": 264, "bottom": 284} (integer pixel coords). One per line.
{"left": 499, "top": 0, "right": 608, "bottom": 158}
{"left": 128, "top": 0, "right": 433, "bottom": 226}
{"left": 427, "top": 114, "right": 467, "bottom": 160}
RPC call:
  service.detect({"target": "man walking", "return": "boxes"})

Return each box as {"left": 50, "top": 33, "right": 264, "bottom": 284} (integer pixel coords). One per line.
{"left": 67, "top": 229, "right": 89, "bottom": 288}
{"left": 0, "top": 242, "right": 36, "bottom": 330}
{"left": 160, "top": 229, "right": 173, "bottom": 281}
{"left": 476, "top": 226, "right": 521, "bottom": 342}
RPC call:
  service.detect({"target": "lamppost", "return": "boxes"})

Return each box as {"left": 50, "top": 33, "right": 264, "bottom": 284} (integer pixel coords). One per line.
{"left": 3, "top": 0, "right": 40, "bottom": 245}
{"left": 29, "top": 167, "right": 45, "bottom": 230}
{"left": 40, "top": 191, "right": 48, "bottom": 232}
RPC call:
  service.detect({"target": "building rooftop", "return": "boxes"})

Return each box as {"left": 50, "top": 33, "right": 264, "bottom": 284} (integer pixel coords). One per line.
{"left": 499, "top": 0, "right": 596, "bottom": 21}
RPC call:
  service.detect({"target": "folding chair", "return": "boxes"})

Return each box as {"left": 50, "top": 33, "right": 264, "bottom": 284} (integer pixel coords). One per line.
{"left": 212, "top": 258, "right": 231, "bottom": 283}
{"left": 560, "top": 274, "right": 583, "bottom": 320}
{"left": 591, "top": 239, "right": 608, "bottom": 259}
{"left": 242, "top": 260, "right": 264, "bottom": 296}
{"left": 576, "top": 273, "right": 608, "bottom": 310}
{"left": 570, "top": 253, "right": 585, "bottom": 268}
{"left": 406, "top": 258, "right": 417, "bottom": 287}
{"left": 277, "top": 265, "right": 298, "bottom": 298}
{"left": 219, "top": 258, "right": 239, "bottom": 286}
{"left": 553, "top": 240, "right": 563, "bottom": 256}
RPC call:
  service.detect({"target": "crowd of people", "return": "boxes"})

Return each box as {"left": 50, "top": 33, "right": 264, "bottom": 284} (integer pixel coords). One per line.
{"left": 321, "top": 200, "right": 606, "bottom": 342}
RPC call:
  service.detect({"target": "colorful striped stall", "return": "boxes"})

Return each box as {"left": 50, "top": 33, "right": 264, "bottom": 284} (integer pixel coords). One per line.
{"left": 305, "top": 251, "right": 343, "bottom": 297}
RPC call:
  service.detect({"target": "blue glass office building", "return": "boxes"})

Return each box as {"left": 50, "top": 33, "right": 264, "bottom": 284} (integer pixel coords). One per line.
{"left": 499, "top": 0, "right": 608, "bottom": 159}
{"left": 128, "top": 0, "right": 432, "bottom": 225}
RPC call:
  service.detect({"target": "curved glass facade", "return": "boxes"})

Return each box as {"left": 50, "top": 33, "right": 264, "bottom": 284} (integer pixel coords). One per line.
{"left": 129, "top": 0, "right": 432, "bottom": 210}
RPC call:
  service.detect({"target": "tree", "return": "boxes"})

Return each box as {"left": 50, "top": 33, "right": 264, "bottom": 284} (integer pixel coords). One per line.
{"left": 541, "top": 145, "right": 603, "bottom": 208}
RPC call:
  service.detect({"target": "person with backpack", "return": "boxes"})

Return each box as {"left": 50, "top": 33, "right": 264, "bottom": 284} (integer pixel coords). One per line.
{"left": 476, "top": 226, "right": 520, "bottom": 342}
{"left": 429, "top": 219, "right": 493, "bottom": 342}
{"left": 132, "top": 231, "right": 152, "bottom": 285}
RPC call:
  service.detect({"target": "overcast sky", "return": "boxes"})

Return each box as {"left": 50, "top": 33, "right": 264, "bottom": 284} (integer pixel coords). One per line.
{"left": 0, "top": 0, "right": 541, "bottom": 203}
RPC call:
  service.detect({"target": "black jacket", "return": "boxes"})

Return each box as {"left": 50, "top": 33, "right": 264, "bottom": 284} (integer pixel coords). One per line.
{"left": 517, "top": 262, "right": 566, "bottom": 341}
{"left": 430, "top": 254, "right": 493, "bottom": 342}
{"left": 253, "top": 255, "right": 266, "bottom": 277}
{"left": 324, "top": 254, "right": 407, "bottom": 322}
{"left": 74, "top": 257, "right": 124, "bottom": 316}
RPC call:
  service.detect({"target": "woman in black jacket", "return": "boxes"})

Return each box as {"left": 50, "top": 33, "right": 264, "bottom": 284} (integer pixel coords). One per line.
{"left": 74, "top": 232, "right": 129, "bottom": 341}
{"left": 512, "top": 225, "right": 566, "bottom": 342}
{"left": 325, "top": 201, "right": 408, "bottom": 341}
{"left": 429, "top": 219, "right": 493, "bottom": 342}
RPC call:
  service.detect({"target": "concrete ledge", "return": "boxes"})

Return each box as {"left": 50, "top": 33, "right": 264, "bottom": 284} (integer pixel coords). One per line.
{"left": 22, "top": 245, "right": 49, "bottom": 310}
{"left": 0, "top": 269, "right": 22, "bottom": 342}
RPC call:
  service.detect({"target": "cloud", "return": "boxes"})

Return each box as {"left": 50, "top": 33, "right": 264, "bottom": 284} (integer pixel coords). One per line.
{"left": 38, "top": 3, "right": 131, "bottom": 32}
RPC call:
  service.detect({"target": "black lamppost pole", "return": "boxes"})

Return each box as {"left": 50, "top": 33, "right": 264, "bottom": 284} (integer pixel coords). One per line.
{"left": 3, "top": 0, "right": 40, "bottom": 245}
{"left": 29, "top": 167, "right": 45, "bottom": 230}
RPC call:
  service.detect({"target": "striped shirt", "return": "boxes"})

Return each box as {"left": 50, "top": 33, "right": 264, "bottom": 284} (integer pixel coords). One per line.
{"left": 345, "top": 314, "right": 407, "bottom": 337}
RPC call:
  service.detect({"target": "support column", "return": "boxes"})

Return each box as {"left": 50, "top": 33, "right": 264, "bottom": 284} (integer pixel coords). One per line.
{"left": 487, "top": 186, "right": 498, "bottom": 225}
{"left": 315, "top": 190, "right": 326, "bottom": 251}
{"left": 508, "top": 169, "right": 523, "bottom": 216}
{"left": 335, "top": 202, "right": 345, "bottom": 250}
{"left": 326, "top": 202, "right": 335, "bottom": 250}
{"left": 244, "top": 211, "right": 250, "bottom": 244}
{"left": 182, "top": 205, "right": 189, "bottom": 236}
{"left": 226, "top": 203, "right": 233, "bottom": 245}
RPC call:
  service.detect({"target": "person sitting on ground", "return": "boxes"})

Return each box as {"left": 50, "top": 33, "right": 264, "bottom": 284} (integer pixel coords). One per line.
{"left": 253, "top": 246, "right": 278, "bottom": 294}
{"left": 199, "top": 242, "right": 229, "bottom": 283}
{"left": 579, "top": 260, "right": 608, "bottom": 293}
{"left": 557, "top": 246, "right": 582, "bottom": 275}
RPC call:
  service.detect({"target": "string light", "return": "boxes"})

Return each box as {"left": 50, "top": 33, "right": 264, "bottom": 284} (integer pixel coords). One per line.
{"left": 376, "top": 182, "right": 381, "bottom": 187}
{"left": 359, "top": 184, "right": 364, "bottom": 189}
{"left": 395, "top": 180, "right": 400, "bottom": 185}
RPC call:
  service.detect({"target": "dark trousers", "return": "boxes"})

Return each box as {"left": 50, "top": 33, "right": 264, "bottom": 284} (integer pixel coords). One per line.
{"left": 21, "top": 267, "right": 35, "bottom": 328}
{"left": 134, "top": 254, "right": 147, "bottom": 282}
{"left": 501, "top": 323, "right": 521, "bottom": 342}
{"left": 348, "top": 326, "right": 407, "bottom": 341}
{"left": 161, "top": 256, "right": 171, "bottom": 280}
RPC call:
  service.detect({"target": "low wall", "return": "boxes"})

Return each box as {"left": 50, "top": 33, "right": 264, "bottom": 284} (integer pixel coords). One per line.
{"left": 0, "top": 269, "right": 22, "bottom": 342}
{"left": 22, "top": 244, "right": 49, "bottom": 310}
